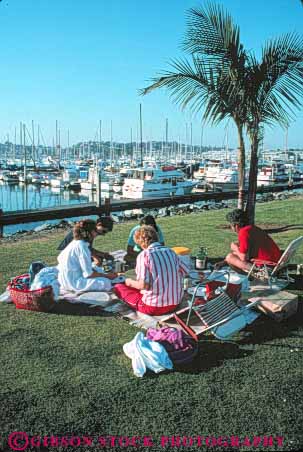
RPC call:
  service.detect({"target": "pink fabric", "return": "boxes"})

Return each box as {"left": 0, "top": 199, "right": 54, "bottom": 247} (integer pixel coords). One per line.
{"left": 146, "top": 327, "right": 185, "bottom": 349}
{"left": 135, "top": 242, "right": 189, "bottom": 308}
{"left": 114, "top": 283, "right": 177, "bottom": 316}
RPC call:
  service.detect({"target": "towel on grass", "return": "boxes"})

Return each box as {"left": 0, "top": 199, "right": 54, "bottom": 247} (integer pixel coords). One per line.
{"left": 123, "top": 332, "right": 173, "bottom": 378}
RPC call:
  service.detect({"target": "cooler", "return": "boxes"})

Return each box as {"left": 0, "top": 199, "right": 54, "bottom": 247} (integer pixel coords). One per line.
{"left": 171, "top": 246, "right": 192, "bottom": 268}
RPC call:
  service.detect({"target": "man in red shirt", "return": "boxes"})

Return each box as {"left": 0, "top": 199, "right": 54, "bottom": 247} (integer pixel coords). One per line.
{"left": 223, "top": 209, "right": 282, "bottom": 273}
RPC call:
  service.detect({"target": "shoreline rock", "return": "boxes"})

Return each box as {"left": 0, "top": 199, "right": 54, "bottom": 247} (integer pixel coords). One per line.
{"left": 1, "top": 191, "right": 301, "bottom": 244}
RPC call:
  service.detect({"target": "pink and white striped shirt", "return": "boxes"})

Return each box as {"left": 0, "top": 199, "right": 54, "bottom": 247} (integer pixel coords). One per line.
{"left": 135, "top": 242, "right": 189, "bottom": 307}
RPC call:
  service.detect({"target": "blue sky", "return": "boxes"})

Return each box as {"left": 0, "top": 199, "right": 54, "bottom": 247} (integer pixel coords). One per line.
{"left": 0, "top": 0, "right": 302, "bottom": 149}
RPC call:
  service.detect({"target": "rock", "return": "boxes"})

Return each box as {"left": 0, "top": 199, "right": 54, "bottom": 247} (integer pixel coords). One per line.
{"left": 58, "top": 220, "right": 70, "bottom": 228}
{"left": 34, "top": 223, "right": 52, "bottom": 232}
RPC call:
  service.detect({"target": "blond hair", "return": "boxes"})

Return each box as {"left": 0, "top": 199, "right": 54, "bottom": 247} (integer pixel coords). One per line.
{"left": 134, "top": 225, "right": 159, "bottom": 249}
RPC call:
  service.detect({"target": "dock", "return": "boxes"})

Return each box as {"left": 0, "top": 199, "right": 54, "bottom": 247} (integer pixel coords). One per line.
{"left": 1, "top": 182, "right": 302, "bottom": 236}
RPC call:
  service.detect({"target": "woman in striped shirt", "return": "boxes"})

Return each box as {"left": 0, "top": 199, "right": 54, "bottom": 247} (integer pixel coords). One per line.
{"left": 114, "top": 225, "right": 189, "bottom": 316}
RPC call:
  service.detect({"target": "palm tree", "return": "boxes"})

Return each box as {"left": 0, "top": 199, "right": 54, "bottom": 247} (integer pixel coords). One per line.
{"left": 140, "top": 3, "right": 249, "bottom": 209}
{"left": 244, "top": 33, "right": 303, "bottom": 222}
{"left": 141, "top": 3, "right": 303, "bottom": 222}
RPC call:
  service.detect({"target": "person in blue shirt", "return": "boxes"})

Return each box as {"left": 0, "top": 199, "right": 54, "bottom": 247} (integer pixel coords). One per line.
{"left": 125, "top": 215, "right": 165, "bottom": 266}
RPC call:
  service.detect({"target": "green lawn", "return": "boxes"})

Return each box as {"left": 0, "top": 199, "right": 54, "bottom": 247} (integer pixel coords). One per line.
{"left": 0, "top": 198, "right": 302, "bottom": 452}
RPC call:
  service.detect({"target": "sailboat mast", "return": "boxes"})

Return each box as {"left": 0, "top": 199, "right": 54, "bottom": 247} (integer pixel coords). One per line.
{"left": 32, "top": 120, "right": 35, "bottom": 167}
{"left": 165, "top": 118, "right": 168, "bottom": 162}
{"left": 99, "top": 120, "right": 102, "bottom": 162}
{"left": 139, "top": 103, "right": 143, "bottom": 167}
{"left": 14, "top": 127, "right": 16, "bottom": 161}
{"left": 285, "top": 128, "right": 288, "bottom": 160}
{"left": 110, "top": 120, "right": 113, "bottom": 165}
{"left": 130, "top": 127, "right": 133, "bottom": 164}
{"left": 23, "top": 124, "right": 27, "bottom": 181}
{"left": 67, "top": 129, "right": 70, "bottom": 161}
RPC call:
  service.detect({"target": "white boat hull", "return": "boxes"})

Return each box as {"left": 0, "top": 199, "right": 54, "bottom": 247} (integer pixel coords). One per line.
{"left": 122, "top": 184, "right": 194, "bottom": 199}
{"left": 51, "top": 179, "right": 64, "bottom": 188}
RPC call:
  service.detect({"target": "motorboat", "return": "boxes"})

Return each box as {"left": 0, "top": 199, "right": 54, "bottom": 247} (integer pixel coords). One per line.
{"left": 212, "top": 165, "right": 242, "bottom": 190}
{"left": 1, "top": 170, "right": 19, "bottom": 183}
{"left": 257, "top": 162, "right": 289, "bottom": 186}
{"left": 122, "top": 166, "right": 197, "bottom": 199}
{"left": 193, "top": 163, "right": 205, "bottom": 180}
{"left": 203, "top": 160, "right": 229, "bottom": 183}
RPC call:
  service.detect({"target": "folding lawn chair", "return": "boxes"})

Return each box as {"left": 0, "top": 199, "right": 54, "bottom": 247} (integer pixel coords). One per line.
{"left": 247, "top": 236, "right": 303, "bottom": 289}
{"left": 173, "top": 272, "right": 259, "bottom": 341}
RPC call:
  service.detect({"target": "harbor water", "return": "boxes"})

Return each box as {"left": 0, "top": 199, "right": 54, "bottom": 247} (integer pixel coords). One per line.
{"left": 1, "top": 181, "right": 302, "bottom": 236}
{"left": 0, "top": 182, "right": 110, "bottom": 235}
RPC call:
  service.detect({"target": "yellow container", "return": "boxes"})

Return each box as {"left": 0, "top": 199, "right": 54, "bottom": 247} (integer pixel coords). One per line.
{"left": 171, "top": 246, "right": 191, "bottom": 255}
{"left": 171, "top": 246, "right": 192, "bottom": 268}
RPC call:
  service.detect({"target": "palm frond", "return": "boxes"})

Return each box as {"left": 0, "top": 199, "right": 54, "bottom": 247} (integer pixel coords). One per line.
{"left": 140, "top": 55, "right": 247, "bottom": 127}
{"left": 246, "top": 33, "right": 303, "bottom": 130}
{"left": 183, "top": 2, "right": 245, "bottom": 69}
{"left": 139, "top": 58, "right": 211, "bottom": 116}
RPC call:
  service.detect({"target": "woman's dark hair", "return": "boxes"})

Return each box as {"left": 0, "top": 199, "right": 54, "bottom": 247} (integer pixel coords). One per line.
{"left": 73, "top": 219, "right": 97, "bottom": 242}
{"left": 97, "top": 216, "right": 114, "bottom": 232}
{"left": 226, "top": 209, "right": 249, "bottom": 228}
{"left": 140, "top": 215, "right": 158, "bottom": 232}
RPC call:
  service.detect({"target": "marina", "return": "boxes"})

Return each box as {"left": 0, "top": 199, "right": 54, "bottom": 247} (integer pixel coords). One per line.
{"left": 1, "top": 128, "right": 303, "bottom": 237}
{"left": 1, "top": 178, "right": 303, "bottom": 236}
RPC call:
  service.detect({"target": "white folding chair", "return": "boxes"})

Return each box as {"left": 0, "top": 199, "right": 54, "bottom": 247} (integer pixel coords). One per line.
{"left": 247, "top": 236, "right": 303, "bottom": 288}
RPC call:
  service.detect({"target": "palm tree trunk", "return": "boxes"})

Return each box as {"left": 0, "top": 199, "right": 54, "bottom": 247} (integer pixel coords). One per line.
{"left": 236, "top": 124, "right": 245, "bottom": 210}
{"left": 245, "top": 134, "right": 259, "bottom": 224}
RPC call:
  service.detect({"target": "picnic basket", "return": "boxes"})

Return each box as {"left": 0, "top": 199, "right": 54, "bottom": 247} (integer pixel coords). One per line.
{"left": 8, "top": 273, "right": 55, "bottom": 312}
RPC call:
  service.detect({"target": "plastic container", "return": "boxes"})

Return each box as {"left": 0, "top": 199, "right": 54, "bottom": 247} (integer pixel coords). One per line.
{"left": 171, "top": 246, "right": 192, "bottom": 268}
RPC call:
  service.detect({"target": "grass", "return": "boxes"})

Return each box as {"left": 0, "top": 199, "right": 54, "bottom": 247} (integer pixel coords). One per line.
{"left": 0, "top": 198, "right": 303, "bottom": 452}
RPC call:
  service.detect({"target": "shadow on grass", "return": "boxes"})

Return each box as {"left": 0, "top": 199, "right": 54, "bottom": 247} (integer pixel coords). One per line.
{"left": 49, "top": 301, "right": 114, "bottom": 318}
{"left": 142, "top": 341, "right": 254, "bottom": 378}
{"left": 233, "top": 274, "right": 303, "bottom": 349}
{"left": 170, "top": 276, "right": 303, "bottom": 375}
{"left": 168, "top": 304, "right": 303, "bottom": 375}
{"left": 239, "top": 298, "right": 303, "bottom": 347}
{"left": 181, "top": 341, "right": 254, "bottom": 374}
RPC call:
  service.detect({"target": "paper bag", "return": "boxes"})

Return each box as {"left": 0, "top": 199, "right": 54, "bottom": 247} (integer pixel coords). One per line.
{"left": 250, "top": 291, "right": 298, "bottom": 322}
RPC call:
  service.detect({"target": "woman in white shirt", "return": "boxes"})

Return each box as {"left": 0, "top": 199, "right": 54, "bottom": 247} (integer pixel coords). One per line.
{"left": 57, "top": 219, "right": 116, "bottom": 292}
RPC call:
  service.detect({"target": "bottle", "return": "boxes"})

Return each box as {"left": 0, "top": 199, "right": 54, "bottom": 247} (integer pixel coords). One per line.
{"left": 196, "top": 246, "right": 208, "bottom": 270}
{"left": 102, "top": 258, "right": 109, "bottom": 272}
{"left": 114, "top": 261, "right": 122, "bottom": 272}
{"left": 183, "top": 277, "right": 192, "bottom": 290}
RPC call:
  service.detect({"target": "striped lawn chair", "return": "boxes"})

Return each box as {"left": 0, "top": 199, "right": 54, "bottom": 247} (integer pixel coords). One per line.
{"left": 173, "top": 275, "right": 259, "bottom": 341}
